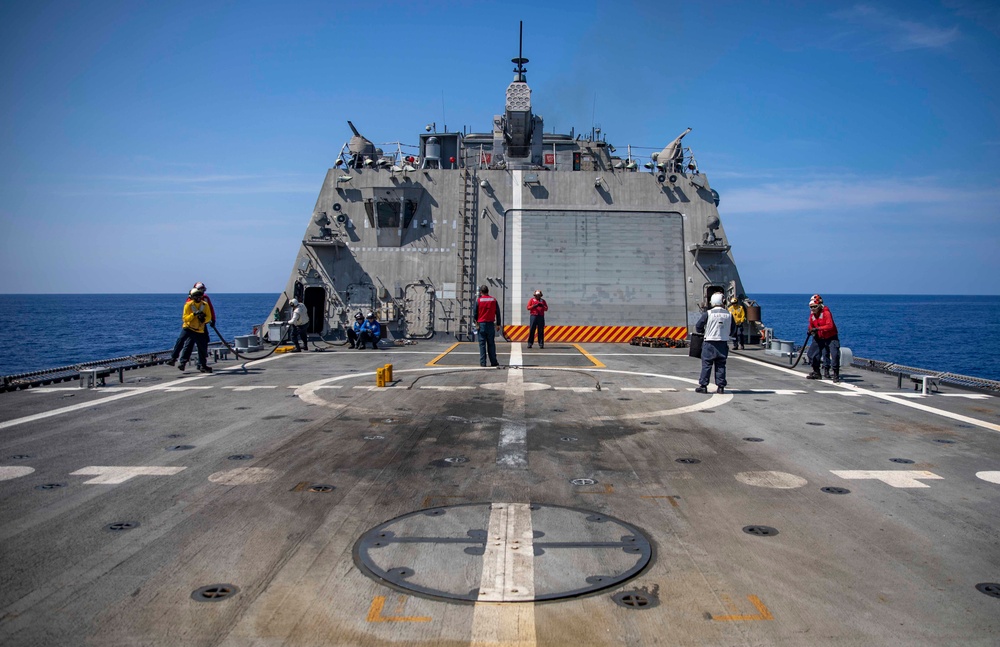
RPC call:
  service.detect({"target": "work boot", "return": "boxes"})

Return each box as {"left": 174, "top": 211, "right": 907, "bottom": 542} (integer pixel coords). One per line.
{"left": 177, "top": 363, "right": 186, "bottom": 371}
{"left": 806, "top": 371, "right": 821, "bottom": 380}
{"left": 165, "top": 359, "right": 175, "bottom": 366}
{"left": 717, "top": 386, "right": 725, "bottom": 394}
{"left": 291, "top": 347, "right": 301, "bottom": 353}
{"left": 823, "top": 367, "right": 831, "bottom": 379}
{"left": 833, "top": 370, "right": 841, "bottom": 383}
{"left": 740, "top": 344, "right": 745, "bottom": 350}
{"left": 694, "top": 385, "right": 708, "bottom": 394}
{"left": 198, "top": 365, "right": 212, "bottom": 373}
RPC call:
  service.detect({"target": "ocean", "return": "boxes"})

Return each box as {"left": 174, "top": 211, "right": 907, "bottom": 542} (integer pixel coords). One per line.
{"left": 0, "top": 294, "right": 998, "bottom": 381}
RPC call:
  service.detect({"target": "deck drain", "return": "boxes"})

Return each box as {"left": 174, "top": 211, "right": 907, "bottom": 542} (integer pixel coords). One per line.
{"left": 675, "top": 458, "right": 701, "bottom": 464}
{"left": 363, "top": 435, "right": 386, "bottom": 441}
{"left": 933, "top": 439, "right": 956, "bottom": 444}
{"left": 165, "top": 434, "right": 185, "bottom": 438}
{"left": 355, "top": 502, "right": 652, "bottom": 602}
{"left": 957, "top": 424, "right": 973, "bottom": 429}
{"left": 444, "top": 457, "right": 469, "bottom": 464}
{"left": 742, "top": 525, "right": 779, "bottom": 537}
{"left": 700, "top": 410, "right": 715, "bottom": 414}
{"left": 166, "top": 445, "right": 195, "bottom": 451}
{"left": 191, "top": 584, "right": 240, "bottom": 602}
{"left": 552, "top": 408, "right": 566, "bottom": 412}
{"left": 821, "top": 487, "right": 851, "bottom": 495}
{"left": 560, "top": 436, "right": 578, "bottom": 442}
{"left": 127, "top": 418, "right": 143, "bottom": 422}
{"left": 308, "top": 484, "right": 335, "bottom": 493}
{"left": 753, "top": 399, "right": 768, "bottom": 402}
{"left": 227, "top": 454, "right": 254, "bottom": 461}
{"left": 105, "top": 521, "right": 140, "bottom": 531}
{"left": 234, "top": 407, "right": 250, "bottom": 410}
{"left": 806, "top": 422, "right": 825, "bottom": 426}
{"left": 889, "top": 458, "right": 914, "bottom": 464}
{"left": 570, "top": 478, "right": 597, "bottom": 486}
{"left": 35, "top": 483, "right": 67, "bottom": 490}
{"left": 853, "top": 412, "right": 870, "bottom": 416}
{"left": 743, "top": 437, "right": 764, "bottom": 442}
{"left": 641, "top": 421, "right": 660, "bottom": 426}
{"left": 975, "top": 583, "right": 1000, "bottom": 599}
{"left": 617, "top": 398, "right": 632, "bottom": 401}
{"left": 611, "top": 590, "right": 658, "bottom": 609}
{"left": 8, "top": 454, "right": 32, "bottom": 460}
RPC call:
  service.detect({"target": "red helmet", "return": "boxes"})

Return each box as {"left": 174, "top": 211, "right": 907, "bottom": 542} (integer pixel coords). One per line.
{"left": 809, "top": 294, "right": 823, "bottom": 307}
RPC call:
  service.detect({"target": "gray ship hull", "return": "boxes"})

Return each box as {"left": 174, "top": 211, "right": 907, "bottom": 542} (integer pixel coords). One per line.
{"left": 2, "top": 343, "right": 998, "bottom": 645}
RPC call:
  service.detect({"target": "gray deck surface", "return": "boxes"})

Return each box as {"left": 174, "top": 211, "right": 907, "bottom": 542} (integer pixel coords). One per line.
{"left": 1, "top": 341, "right": 998, "bottom": 646}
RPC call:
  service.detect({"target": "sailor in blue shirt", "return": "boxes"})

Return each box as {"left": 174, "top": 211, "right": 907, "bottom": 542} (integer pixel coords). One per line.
{"left": 358, "top": 312, "right": 381, "bottom": 349}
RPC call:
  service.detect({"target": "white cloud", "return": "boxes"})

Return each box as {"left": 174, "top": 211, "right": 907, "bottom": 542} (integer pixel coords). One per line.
{"left": 832, "top": 4, "right": 960, "bottom": 51}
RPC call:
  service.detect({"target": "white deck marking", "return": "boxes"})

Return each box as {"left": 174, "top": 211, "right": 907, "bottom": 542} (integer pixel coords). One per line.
{"left": 498, "top": 346, "right": 528, "bottom": 469}
{"left": 735, "top": 471, "right": 808, "bottom": 489}
{"left": 0, "top": 355, "right": 288, "bottom": 431}
{"left": 598, "top": 393, "right": 732, "bottom": 421}
{"left": 29, "top": 387, "right": 142, "bottom": 393}
{"left": 940, "top": 394, "right": 992, "bottom": 399}
{"left": 70, "top": 466, "right": 187, "bottom": 484}
{"left": 733, "top": 354, "right": 1000, "bottom": 433}
{"left": 0, "top": 466, "right": 35, "bottom": 481}
{"left": 163, "top": 386, "right": 214, "bottom": 392}
{"left": 621, "top": 387, "right": 679, "bottom": 393}
{"left": 471, "top": 502, "right": 536, "bottom": 647}
{"left": 815, "top": 390, "right": 865, "bottom": 397}
{"left": 830, "top": 470, "right": 944, "bottom": 488}
{"left": 976, "top": 471, "right": 1000, "bottom": 485}
{"left": 420, "top": 385, "right": 476, "bottom": 391}
{"left": 552, "top": 386, "right": 595, "bottom": 393}
{"left": 207, "top": 467, "right": 279, "bottom": 485}
{"left": 512, "top": 170, "right": 523, "bottom": 326}
{"left": 222, "top": 386, "right": 277, "bottom": 391}
{"left": 483, "top": 381, "right": 551, "bottom": 392}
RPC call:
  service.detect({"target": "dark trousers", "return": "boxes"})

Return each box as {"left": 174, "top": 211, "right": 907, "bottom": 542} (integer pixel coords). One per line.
{"left": 528, "top": 314, "right": 545, "bottom": 347}
{"left": 732, "top": 324, "right": 745, "bottom": 348}
{"left": 290, "top": 324, "right": 308, "bottom": 350}
{"left": 358, "top": 331, "right": 378, "bottom": 349}
{"left": 478, "top": 322, "right": 498, "bottom": 366}
{"left": 808, "top": 336, "right": 840, "bottom": 372}
{"left": 346, "top": 329, "right": 360, "bottom": 347}
{"left": 699, "top": 340, "right": 729, "bottom": 387}
{"left": 176, "top": 328, "right": 209, "bottom": 368}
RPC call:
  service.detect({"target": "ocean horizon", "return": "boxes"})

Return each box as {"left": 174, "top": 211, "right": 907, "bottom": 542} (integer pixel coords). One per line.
{"left": 1, "top": 293, "right": 998, "bottom": 381}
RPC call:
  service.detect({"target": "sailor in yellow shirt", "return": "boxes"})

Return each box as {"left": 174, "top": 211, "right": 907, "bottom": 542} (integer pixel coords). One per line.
{"left": 167, "top": 287, "right": 213, "bottom": 373}
{"left": 728, "top": 297, "right": 747, "bottom": 350}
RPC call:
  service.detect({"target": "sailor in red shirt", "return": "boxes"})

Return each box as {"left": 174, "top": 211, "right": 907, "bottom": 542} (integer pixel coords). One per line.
{"left": 805, "top": 294, "right": 841, "bottom": 382}
{"left": 526, "top": 289, "right": 548, "bottom": 349}
{"left": 472, "top": 285, "right": 501, "bottom": 367}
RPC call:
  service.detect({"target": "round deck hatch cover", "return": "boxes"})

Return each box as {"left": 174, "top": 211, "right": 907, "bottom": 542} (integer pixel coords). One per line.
{"left": 354, "top": 502, "right": 652, "bottom": 602}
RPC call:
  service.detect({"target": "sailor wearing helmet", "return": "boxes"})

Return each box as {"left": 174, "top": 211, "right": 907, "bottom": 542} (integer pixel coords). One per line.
{"left": 526, "top": 289, "right": 548, "bottom": 349}
{"left": 357, "top": 311, "right": 382, "bottom": 350}
{"left": 694, "top": 292, "right": 735, "bottom": 394}
{"left": 346, "top": 311, "right": 365, "bottom": 348}
{"left": 806, "top": 294, "right": 840, "bottom": 382}
{"left": 285, "top": 298, "right": 310, "bottom": 352}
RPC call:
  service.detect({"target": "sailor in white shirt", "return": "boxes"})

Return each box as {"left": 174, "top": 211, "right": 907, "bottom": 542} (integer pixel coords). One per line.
{"left": 694, "top": 292, "right": 735, "bottom": 394}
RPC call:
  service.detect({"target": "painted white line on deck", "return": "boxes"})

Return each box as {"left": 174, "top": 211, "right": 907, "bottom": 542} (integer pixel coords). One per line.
{"left": 733, "top": 355, "right": 1000, "bottom": 433}
{"left": 552, "top": 386, "right": 594, "bottom": 393}
{"left": 0, "top": 466, "right": 35, "bottom": 481}
{"left": 163, "top": 386, "right": 214, "bottom": 392}
{"left": 471, "top": 502, "right": 536, "bottom": 647}
{"left": 222, "top": 386, "right": 278, "bottom": 391}
{"left": 815, "top": 390, "right": 865, "bottom": 397}
{"left": 29, "top": 387, "right": 143, "bottom": 393}
{"left": 497, "top": 345, "right": 528, "bottom": 469}
{"left": 830, "top": 470, "right": 944, "bottom": 488}
{"left": 0, "top": 354, "right": 288, "bottom": 431}
{"left": 511, "top": 171, "right": 523, "bottom": 327}
{"left": 420, "top": 385, "right": 476, "bottom": 391}
{"left": 208, "top": 467, "right": 280, "bottom": 485}
{"left": 70, "top": 466, "right": 187, "bottom": 484}
{"left": 621, "top": 387, "right": 679, "bottom": 393}
{"left": 976, "top": 471, "right": 1000, "bottom": 485}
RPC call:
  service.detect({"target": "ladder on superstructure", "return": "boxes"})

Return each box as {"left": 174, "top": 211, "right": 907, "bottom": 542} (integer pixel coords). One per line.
{"left": 455, "top": 168, "right": 478, "bottom": 341}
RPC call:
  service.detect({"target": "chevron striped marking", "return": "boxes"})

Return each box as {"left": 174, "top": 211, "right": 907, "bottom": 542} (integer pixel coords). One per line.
{"left": 503, "top": 326, "right": 687, "bottom": 343}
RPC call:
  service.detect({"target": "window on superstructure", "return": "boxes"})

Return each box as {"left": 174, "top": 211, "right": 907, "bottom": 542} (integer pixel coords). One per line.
{"left": 402, "top": 200, "right": 416, "bottom": 229}
{"left": 376, "top": 201, "right": 400, "bottom": 229}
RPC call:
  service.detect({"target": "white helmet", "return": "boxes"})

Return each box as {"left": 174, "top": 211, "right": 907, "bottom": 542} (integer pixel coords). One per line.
{"left": 709, "top": 293, "right": 724, "bottom": 307}
{"left": 290, "top": 298, "right": 299, "bottom": 307}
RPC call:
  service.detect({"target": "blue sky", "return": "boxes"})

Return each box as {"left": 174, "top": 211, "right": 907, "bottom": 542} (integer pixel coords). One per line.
{"left": 1, "top": 0, "right": 998, "bottom": 295}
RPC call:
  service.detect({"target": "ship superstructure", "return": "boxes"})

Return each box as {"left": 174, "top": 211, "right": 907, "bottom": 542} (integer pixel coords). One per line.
{"left": 271, "top": 30, "right": 746, "bottom": 344}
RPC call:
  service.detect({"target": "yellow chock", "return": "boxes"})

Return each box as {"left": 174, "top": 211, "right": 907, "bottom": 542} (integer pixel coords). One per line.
{"left": 376, "top": 367, "right": 386, "bottom": 388}
{"left": 384, "top": 363, "right": 393, "bottom": 382}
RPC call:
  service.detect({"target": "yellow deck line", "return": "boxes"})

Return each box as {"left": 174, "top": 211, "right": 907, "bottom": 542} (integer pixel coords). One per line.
{"left": 426, "top": 342, "right": 461, "bottom": 366}
{"left": 573, "top": 343, "right": 606, "bottom": 368}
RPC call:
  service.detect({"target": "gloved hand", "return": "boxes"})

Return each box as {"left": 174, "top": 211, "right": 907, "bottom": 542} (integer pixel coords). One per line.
{"left": 196, "top": 312, "right": 206, "bottom": 323}
{"left": 808, "top": 328, "right": 816, "bottom": 335}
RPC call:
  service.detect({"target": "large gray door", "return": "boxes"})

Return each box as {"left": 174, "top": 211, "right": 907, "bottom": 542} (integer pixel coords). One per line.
{"left": 504, "top": 210, "right": 686, "bottom": 327}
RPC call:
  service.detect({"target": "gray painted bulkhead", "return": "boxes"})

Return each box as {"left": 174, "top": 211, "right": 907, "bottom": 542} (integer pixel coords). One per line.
{"left": 272, "top": 163, "right": 744, "bottom": 340}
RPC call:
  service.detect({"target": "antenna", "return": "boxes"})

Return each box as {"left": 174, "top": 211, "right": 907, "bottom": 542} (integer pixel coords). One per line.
{"left": 512, "top": 21, "right": 528, "bottom": 80}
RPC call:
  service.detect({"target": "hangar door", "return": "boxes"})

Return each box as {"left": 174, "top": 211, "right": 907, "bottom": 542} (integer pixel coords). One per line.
{"left": 504, "top": 210, "right": 687, "bottom": 342}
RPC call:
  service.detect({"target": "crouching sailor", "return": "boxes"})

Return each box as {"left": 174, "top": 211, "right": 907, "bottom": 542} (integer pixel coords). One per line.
{"left": 695, "top": 292, "right": 735, "bottom": 394}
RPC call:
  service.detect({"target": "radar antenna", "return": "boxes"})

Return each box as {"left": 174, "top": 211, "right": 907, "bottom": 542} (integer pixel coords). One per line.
{"left": 512, "top": 21, "right": 528, "bottom": 81}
